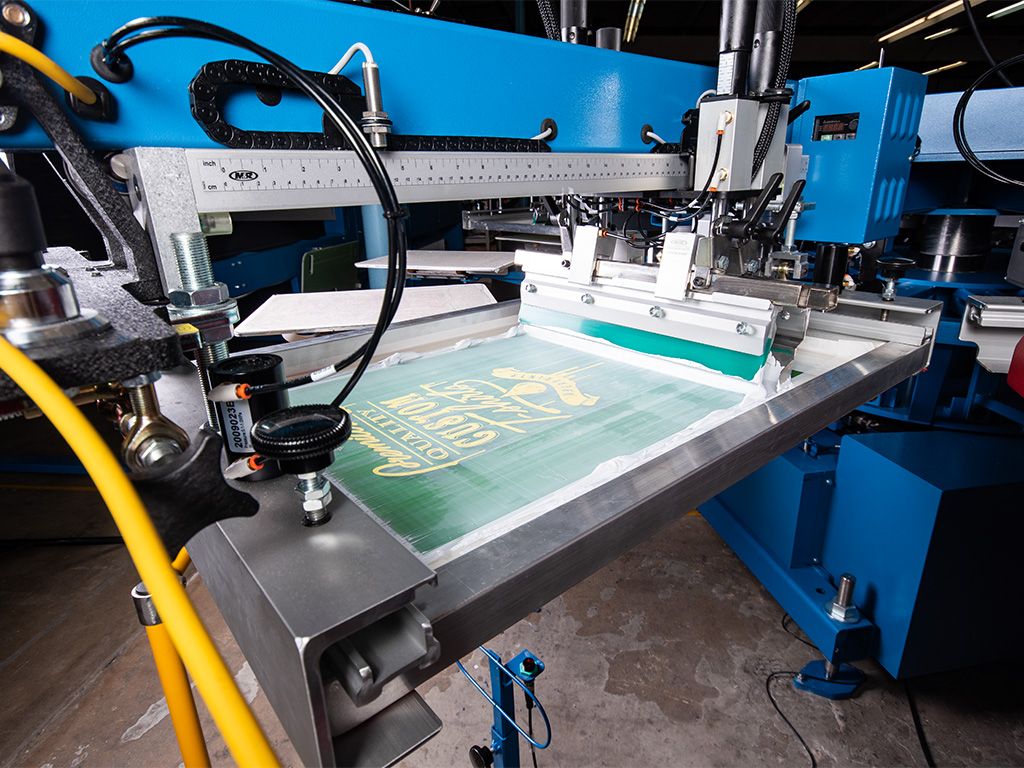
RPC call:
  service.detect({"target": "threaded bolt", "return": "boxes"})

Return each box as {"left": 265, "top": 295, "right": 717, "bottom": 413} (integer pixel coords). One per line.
{"left": 195, "top": 344, "right": 228, "bottom": 432}
{"left": 835, "top": 574, "right": 855, "bottom": 608}
{"left": 127, "top": 383, "right": 159, "bottom": 419}
{"left": 296, "top": 472, "right": 332, "bottom": 526}
{"left": 200, "top": 341, "right": 229, "bottom": 367}
{"left": 171, "top": 232, "right": 214, "bottom": 291}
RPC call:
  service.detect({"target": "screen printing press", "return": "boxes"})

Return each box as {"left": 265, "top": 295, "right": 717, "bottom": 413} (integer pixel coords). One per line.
{"left": 2, "top": 0, "right": 1011, "bottom": 766}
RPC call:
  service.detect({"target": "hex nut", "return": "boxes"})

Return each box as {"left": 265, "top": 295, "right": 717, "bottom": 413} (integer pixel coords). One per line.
{"left": 303, "top": 495, "right": 332, "bottom": 513}
{"left": 168, "top": 282, "right": 230, "bottom": 308}
{"left": 195, "top": 323, "right": 234, "bottom": 345}
{"left": 826, "top": 600, "right": 860, "bottom": 623}
{"left": 297, "top": 481, "right": 332, "bottom": 513}
{"left": 167, "top": 298, "right": 240, "bottom": 328}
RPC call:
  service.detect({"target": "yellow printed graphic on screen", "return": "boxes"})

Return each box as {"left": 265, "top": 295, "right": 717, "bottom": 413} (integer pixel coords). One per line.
{"left": 346, "top": 362, "right": 601, "bottom": 477}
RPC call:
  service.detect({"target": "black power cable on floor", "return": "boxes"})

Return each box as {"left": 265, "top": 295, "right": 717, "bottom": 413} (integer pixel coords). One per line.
{"left": 904, "top": 680, "right": 937, "bottom": 768}
{"left": 781, "top": 613, "right": 817, "bottom": 649}
{"left": 765, "top": 671, "right": 817, "bottom": 768}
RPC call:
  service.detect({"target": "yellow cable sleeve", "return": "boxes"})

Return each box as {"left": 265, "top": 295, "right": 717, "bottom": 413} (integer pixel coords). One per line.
{"left": 0, "top": 31, "right": 97, "bottom": 104}
{"left": 172, "top": 547, "right": 192, "bottom": 575}
{"left": 0, "top": 337, "right": 278, "bottom": 767}
{"left": 145, "top": 623, "right": 212, "bottom": 768}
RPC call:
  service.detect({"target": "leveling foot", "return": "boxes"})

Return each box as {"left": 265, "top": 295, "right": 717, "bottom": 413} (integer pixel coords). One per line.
{"left": 792, "top": 659, "right": 865, "bottom": 700}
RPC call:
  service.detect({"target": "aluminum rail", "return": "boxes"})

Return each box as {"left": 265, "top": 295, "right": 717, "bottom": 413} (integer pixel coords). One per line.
{"left": 124, "top": 148, "right": 689, "bottom": 289}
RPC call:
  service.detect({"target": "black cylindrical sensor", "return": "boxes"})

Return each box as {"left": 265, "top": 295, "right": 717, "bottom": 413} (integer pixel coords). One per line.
{"left": 208, "top": 354, "right": 286, "bottom": 480}
{"left": 718, "top": 0, "right": 756, "bottom": 95}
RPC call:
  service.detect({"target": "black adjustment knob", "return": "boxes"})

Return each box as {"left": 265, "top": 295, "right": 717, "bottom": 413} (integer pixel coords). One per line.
{"left": 877, "top": 255, "right": 915, "bottom": 278}
{"left": 469, "top": 745, "right": 494, "bottom": 768}
{"left": 251, "top": 404, "right": 350, "bottom": 475}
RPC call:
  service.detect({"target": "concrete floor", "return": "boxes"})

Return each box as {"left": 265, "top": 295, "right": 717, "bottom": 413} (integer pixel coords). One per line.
{"left": 2, "top": 482, "right": 1023, "bottom": 768}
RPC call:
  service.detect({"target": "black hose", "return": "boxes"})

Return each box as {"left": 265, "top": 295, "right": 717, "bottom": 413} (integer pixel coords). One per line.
{"left": 962, "top": 0, "right": 1013, "bottom": 88}
{"left": 751, "top": 0, "right": 796, "bottom": 177}
{"left": 536, "top": 0, "right": 560, "bottom": 40}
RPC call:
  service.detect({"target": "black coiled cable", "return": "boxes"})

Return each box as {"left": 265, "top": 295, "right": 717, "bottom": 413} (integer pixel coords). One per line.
{"left": 952, "top": 52, "right": 1024, "bottom": 190}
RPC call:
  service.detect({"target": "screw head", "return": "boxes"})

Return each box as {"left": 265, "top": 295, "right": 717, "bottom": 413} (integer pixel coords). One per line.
{"left": 3, "top": 3, "right": 30, "bottom": 26}
{"left": 735, "top": 321, "right": 753, "bottom": 335}
{"left": 580, "top": 293, "right": 594, "bottom": 304}
{"left": 714, "top": 255, "right": 730, "bottom": 271}
{"left": 649, "top": 305, "right": 665, "bottom": 318}
{"left": 524, "top": 283, "right": 537, "bottom": 294}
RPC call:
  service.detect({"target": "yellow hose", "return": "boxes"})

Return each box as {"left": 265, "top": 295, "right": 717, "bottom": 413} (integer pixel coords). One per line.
{"left": 0, "top": 31, "right": 97, "bottom": 104}
{"left": 0, "top": 337, "right": 278, "bottom": 767}
{"left": 172, "top": 547, "right": 192, "bottom": 574}
{"left": 145, "top": 623, "right": 211, "bottom": 768}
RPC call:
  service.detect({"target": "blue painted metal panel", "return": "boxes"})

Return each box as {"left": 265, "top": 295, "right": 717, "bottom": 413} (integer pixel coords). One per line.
{"left": 4, "top": 0, "right": 714, "bottom": 152}
{"left": 821, "top": 431, "right": 1024, "bottom": 678}
{"left": 700, "top": 490, "right": 878, "bottom": 666}
{"left": 211, "top": 234, "right": 346, "bottom": 296}
{"left": 916, "top": 86, "right": 1024, "bottom": 163}
{"left": 820, "top": 435, "right": 940, "bottom": 675}
{"left": 790, "top": 68, "right": 926, "bottom": 244}
{"left": 714, "top": 446, "right": 835, "bottom": 569}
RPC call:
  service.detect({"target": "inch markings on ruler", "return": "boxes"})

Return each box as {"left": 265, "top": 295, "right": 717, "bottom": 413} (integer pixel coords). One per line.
{"left": 187, "top": 150, "right": 689, "bottom": 211}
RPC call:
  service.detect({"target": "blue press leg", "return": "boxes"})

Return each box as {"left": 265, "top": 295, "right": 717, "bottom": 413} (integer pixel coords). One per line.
{"left": 488, "top": 651, "right": 520, "bottom": 768}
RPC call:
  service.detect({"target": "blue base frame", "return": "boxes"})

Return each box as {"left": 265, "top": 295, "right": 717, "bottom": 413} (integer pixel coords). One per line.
{"left": 701, "top": 429, "right": 1024, "bottom": 679}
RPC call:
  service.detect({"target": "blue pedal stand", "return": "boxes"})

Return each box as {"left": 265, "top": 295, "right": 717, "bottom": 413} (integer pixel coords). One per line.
{"left": 793, "top": 659, "right": 866, "bottom": 700}
{"left": 468, "top": 649, "right": 545, "bottom": 768}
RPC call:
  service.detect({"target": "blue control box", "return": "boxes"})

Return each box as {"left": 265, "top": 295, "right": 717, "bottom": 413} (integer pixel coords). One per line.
{"left": 790, "top": 67, "right": 926, "bottom": 245}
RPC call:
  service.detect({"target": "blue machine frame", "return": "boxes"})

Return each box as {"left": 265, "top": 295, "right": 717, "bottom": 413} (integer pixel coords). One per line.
{"left": 4, "top": 0, "right": 714, "bottom": 152}
{"left": 703, "top": 430, "right": 1024, "bottom": 679}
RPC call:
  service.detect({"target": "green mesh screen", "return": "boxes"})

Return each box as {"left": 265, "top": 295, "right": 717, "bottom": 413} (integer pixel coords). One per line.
{"left": 292, "top": 331, "right": 746, "bottom": 560}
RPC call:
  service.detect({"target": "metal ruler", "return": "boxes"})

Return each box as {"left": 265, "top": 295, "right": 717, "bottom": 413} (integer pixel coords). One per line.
{"left": 185, "top": 149, "right": 689, "bottom": 212}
